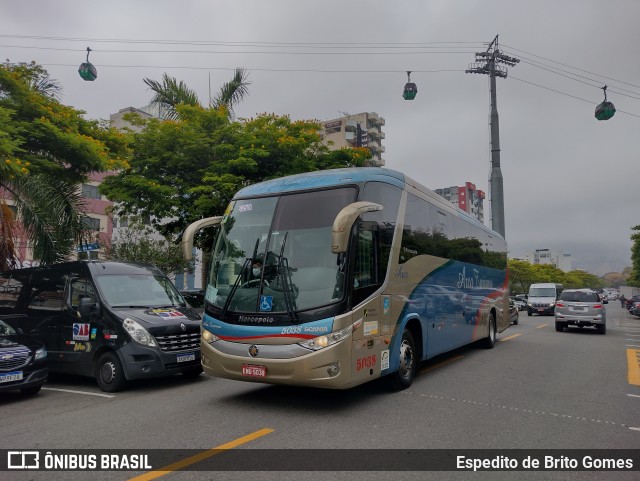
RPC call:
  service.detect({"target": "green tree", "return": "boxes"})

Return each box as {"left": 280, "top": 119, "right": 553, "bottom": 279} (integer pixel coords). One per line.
{"left": 0, "top": 61, "right": 129, "bottom": 269}
{"left": 508, "top": 259, "right": 536, "bottom": 295}
{"left": 106, "top": 219, "right": 190, "bottom": 276}
{"left": 629, "top": 225, "right": 640, "bottom": 287}
{"left": 100, "top": 108, "right": 369, "bottom": 241}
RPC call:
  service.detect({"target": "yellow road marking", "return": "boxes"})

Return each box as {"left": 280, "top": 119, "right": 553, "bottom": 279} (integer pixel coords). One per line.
{"left": 499, "top": 333, "right": 522, "bottom": 342}
{"left": 536, "top": 324, "right": 549, "bottom": 329}
{"left": 627, "top": 349, "right": 640, "bottom": 386}
{"left": 420, "top": 355, "right": 464, "bottom": 374}
{"left": 129, "top": 428, "right": 274, "bottom": 481}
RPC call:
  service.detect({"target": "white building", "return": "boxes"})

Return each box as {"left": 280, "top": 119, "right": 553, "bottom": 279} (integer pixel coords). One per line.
{"left": 525, "top": 248, "right": 573, "bottom": 272}
{"left": 319, "top": 112, "right": 386, "bottom": 166}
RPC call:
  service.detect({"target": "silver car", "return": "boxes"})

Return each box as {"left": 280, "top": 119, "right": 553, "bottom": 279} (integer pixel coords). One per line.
{"left": 554, "top": 289, "right": 606, "bottom": 334}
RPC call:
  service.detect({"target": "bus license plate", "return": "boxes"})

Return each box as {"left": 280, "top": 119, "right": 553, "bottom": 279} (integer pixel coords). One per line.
{"left": 177, "top": 352, "right": 195, "bottom": 363}
{"left": 242, "top": 364, "right": 267, "bottom": 378}
{"left": 0, "top": 371, "right": 23, "bottom": 383}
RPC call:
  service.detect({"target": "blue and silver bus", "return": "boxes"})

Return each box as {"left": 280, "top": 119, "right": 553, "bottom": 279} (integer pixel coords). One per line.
{"left": 182, "top": 167, "right": 509, "bottom": 390}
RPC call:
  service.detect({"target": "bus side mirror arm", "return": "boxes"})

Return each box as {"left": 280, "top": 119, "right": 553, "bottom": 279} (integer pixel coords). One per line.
{"left": 331, "top": 202, "right": 383, "bottom": 254}
{"left": 182, "top": 216, "right": 223, "bottom": 260}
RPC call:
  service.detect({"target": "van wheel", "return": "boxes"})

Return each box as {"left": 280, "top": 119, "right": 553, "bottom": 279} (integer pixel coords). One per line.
{"left": 182, "top": 366, "right": 203, "bottom": 378}
{"left": 387, "top": 328, "right": 417, "bottom": 391}
{"left": 96, "top": 352, "right": 126, "bottom": 392}
{"left": 482, "top": 313, "right": 497, "bottom": 349}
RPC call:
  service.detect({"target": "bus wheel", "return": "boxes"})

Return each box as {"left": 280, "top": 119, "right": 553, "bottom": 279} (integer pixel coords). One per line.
{"left": 388, "top": 329, "right": 417, "bottom": 391}
{"left": 482, "top": 313, "right": 497, "bottom": 349}
{"left": 96, "top": 352, "right": 126, "bottom": 392}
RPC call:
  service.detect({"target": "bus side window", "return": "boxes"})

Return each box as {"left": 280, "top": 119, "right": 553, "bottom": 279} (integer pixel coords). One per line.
{"left": 354, "top": 228, "right": 375, "bottom": 289}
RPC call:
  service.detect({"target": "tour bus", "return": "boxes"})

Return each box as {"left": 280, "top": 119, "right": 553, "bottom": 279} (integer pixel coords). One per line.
{"left": 182, "top": 167, "right": 509, "bottom": 390}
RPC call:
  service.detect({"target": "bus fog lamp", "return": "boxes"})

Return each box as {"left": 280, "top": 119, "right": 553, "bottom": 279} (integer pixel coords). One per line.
{"left": 327, "top": 362, "right": 340, "bottom": 377}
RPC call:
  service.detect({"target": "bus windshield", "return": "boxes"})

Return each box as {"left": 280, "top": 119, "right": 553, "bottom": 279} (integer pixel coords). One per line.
{"left": 205, "top": 187, "right": 357, "bottom": 315}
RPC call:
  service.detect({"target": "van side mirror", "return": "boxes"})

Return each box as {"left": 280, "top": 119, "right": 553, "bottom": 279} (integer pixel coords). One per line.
{"left": 78, "top": 296, "right": 101, "bottom": 319}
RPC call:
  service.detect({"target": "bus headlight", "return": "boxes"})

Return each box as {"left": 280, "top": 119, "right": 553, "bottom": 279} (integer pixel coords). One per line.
{"left": 202, "top": 329, "right": 219, "bottom": 344}
{"left": 298, "top": 324, "right": 353, "bottom": 351}
{"left": 123, "top": 318, "right": 157, "bottom": 347}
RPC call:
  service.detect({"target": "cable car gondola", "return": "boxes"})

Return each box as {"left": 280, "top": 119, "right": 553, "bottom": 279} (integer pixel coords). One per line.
{"left": 403, "top": 71, "right": 417, "bottom": 100}
{"left": 78, "top": 47, "right": 97, "bottom": 81}
{"left": 595, "top": 85, "right": 615, "bottom": 121}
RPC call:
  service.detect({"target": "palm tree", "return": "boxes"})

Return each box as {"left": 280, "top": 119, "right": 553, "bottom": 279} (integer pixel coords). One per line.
{"left": 0, "top": 175, "right": 88, "bottom": 269}
{"left": 143, "top": 68, "right": 250, "bottom": 120}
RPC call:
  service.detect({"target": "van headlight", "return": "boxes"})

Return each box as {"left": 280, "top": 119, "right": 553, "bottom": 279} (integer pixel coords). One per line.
{"left": 35, "top": 346, "right": 47, "bottom": 361}
{"left": 123, "top": 318, "right": 157, "bottom": 347}
{"left": 298, "top": 324, "right": 353, "bottom": 351}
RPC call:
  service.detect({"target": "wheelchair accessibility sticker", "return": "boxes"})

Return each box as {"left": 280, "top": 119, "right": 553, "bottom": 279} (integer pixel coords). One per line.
{"left": 260, "top": 296, "right": 273, "bottom": 311}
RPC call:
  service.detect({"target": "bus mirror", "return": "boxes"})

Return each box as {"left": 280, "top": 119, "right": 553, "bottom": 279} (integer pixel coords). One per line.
{"left": 331, "top": 202, "right": 382, "bottom": 254}
{"left": 182, "top": 216, "right": 223, "bottom": 260}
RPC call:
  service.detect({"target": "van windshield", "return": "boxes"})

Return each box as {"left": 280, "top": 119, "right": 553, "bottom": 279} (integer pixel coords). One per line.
{"left": 529, "top": 287, "right": 557, "bottom": 297}
{"left": 95, "top": 274, "right": 185, "bottom": 308}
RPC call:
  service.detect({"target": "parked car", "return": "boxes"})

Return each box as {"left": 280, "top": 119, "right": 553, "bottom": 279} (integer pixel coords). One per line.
{"left": 630, "top": 301, "right": 640, "bottom": 318}
{"left": 510, "top": 297, "right": 527, "bottom": 311}
{"left": 626, "top": 296, "right": 640, "bottom": 311}
{"left": 509, "top": 299, "right": 519, "bottom": 325}
{"left": 554, "top": 289, "right": 606, "bottom": 334}
{"left": 0, "top": 319, "right": 48, "bottom": 395}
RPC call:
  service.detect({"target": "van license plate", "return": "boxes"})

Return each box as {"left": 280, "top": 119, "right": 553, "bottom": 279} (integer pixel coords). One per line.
{"left": 0, "top": 371, "right": 23, "bottom": 383}
{"left": 177, "top": 353, "right": 195, "bottom": 363}
{"left": 242, "top": 364, "right": 267, "bottom": 377}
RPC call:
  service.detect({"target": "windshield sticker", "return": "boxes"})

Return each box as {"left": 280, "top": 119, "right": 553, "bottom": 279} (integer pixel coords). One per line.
{"left": 383, "top": 296, "right": 390, "bottom": 314}
{"left": 74, "top": 342, "right": 92, "bottom": 352}
{"left": 90, "top": 328, "right": 97, "bottom": 340}
{"left": 146, "top": 308, "right": 187, "bottom": 319}
{"left": 73, "top": 323, "right": 90, "bottom": 341}
{"left": 260, "top": 296, "right": 273, "bottom": 312}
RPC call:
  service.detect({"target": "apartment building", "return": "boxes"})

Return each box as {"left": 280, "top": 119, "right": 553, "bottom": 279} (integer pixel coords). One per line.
{"left": 434, "top": 182, "right": 485, "bottom": 223}
{"left": 319, "top": 112, "right": 386, "bottom": 166}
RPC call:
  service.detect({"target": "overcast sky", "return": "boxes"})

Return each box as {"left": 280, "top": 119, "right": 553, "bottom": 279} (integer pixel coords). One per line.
{"left": 2, "top": 0, "right": 638, "bottom": 274}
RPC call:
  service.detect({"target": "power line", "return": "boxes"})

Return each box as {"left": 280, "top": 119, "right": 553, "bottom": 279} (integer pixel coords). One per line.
{"left": 502, "top": 43, "right": 640, "bottom": 91}
{"left": 510, "top": 76, "right": 640, "bottom": 118}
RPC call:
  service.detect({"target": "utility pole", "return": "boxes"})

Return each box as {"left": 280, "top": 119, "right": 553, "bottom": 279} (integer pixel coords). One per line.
{"left": 465, "top": 35, "right": 519, "bottom": 238}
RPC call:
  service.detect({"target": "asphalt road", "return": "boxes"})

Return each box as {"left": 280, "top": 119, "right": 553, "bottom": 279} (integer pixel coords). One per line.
{"left": 2, "top": 302, "right": 639, "bottom": 481}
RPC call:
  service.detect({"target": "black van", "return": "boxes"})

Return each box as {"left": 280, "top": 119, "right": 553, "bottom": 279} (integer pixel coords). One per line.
{"left": 0, "top": 261, "right": 202, "bottom": 392}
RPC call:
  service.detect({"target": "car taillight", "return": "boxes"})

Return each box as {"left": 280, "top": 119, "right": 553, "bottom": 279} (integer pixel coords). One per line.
{"left": 593, "top": 304, "right": 602, "bottom": 309}
{"left": 556, "top": 302, "right": 564, "bottom": 308}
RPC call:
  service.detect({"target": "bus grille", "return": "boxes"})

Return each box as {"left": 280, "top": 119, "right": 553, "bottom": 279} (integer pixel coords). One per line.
{"left": 0, "top": 347, "right": 31, "bottom": 371}
{"left": 155, "top": 332, "right": 200, "bottom": 352}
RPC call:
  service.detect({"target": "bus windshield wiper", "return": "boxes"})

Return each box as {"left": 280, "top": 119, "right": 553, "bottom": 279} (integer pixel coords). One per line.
{"left": 220, "top": 238, "right": 259, "bottom": 321}
{"left": 275, "top": 232, "right": 299, "bottom": 323}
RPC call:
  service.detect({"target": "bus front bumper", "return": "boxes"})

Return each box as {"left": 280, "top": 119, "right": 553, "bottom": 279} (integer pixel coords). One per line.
{"left": 200, "top": 337, "right": 355, "bottom": 389}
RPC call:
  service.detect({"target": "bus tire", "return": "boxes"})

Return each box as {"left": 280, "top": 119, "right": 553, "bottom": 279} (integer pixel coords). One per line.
{"left": 482, "top": 313, "right": 497, "bottom": 349}
{"left": 96, "top": 351, "right": 127, "bottom": 393}
{"left": 388, "top": 328, "right": 417, "bottom": 391}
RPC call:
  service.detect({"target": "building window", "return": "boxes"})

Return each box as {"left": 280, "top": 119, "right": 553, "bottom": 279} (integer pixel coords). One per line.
{"left": 82, "top": 216, "right": 101, "bottom": 231}
{"left": 82, "top": 184, "right": 101, "bottom": 199}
